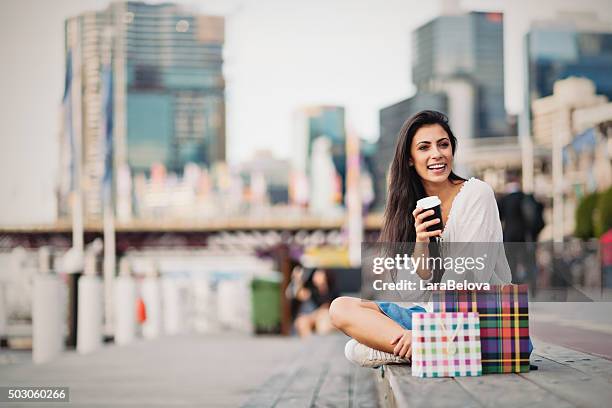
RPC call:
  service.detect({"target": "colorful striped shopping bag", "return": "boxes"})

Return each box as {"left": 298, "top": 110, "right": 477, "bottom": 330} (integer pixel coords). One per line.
{"left": 433, "top": 284, "right": 530, "bottom": 374}
{"left": 411, "top": 312, "right": 482, "bottom": 378}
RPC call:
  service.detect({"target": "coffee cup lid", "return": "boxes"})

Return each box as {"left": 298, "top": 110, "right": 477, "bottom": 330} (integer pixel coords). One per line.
{"left": 416, "top": 196, "right": 441, "bottom": 209}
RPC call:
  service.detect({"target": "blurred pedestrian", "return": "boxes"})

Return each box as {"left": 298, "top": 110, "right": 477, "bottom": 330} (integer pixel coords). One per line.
{"left": 498, "top": 171, "right": 544, "bottom": 288}
{"left": 286, "top": 267, "right": 339, "bottom": 337}
{"left": 498, "top": 172, "right": 544, "bottom": 242}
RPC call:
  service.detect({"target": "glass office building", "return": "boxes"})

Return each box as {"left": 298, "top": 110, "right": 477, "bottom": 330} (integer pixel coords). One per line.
{"left": 63, "top": 1, "right": 225, "bottom": 218}
{"left": 526, "top": 27, "right": 612, "bottom": 104}
{"left": 122, "top": 2, "right": 225, "bottom": 174}
{"left": 412, "top": 12, "right": 506, "bottom": 138}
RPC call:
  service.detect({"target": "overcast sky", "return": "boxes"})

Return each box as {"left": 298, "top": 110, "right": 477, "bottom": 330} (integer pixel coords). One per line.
{"left": 1, "top": 0, "right": 611, "bottom": 224}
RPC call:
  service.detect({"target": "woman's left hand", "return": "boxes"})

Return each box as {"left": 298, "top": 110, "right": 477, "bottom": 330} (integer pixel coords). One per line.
{"left": 296, "top": 287, "right": 311, "bottom": 301}
{"left": 390, "top": 330, "right": 412, "bottom": 359}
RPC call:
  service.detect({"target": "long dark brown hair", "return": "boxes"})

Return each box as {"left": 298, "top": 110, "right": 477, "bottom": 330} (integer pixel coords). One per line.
{"left": 379, "top": 110, "right": 465, "bottom": 243}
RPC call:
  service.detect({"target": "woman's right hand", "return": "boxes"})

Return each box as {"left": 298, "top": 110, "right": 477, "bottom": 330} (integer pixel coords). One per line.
{"left": 390, "top": 330, "right": 413, "bottom": 359}
{"left": 412, "top": 207, "right": 442, "bottom": 243}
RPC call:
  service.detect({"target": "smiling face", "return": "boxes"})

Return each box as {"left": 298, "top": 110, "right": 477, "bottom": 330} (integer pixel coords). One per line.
{"left": 409, "top": 124, "right": 453, "bottom": 184}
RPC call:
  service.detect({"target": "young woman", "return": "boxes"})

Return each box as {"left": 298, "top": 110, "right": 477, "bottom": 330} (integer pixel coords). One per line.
{"left": 288, "top": 267, "right": 339, "bottom": 337}
{"left": 329, "top": 110, "right": 512, "bottom": 367}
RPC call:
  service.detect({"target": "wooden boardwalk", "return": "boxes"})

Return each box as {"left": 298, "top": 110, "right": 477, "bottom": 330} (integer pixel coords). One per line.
{"left": 2, "top": 331, "right": 609, "bottom": 406}
{"left": 242, "top": 335, "right": 379, "bottom": 408}
{"left": 244, "top": 335, "right": 612, "bottom": 408}
{"left": 381, "top": 338, "right": 612, "bottom": 408}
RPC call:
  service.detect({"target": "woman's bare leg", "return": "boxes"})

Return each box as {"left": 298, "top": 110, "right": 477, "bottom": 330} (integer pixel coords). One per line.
{"left": 329, "top": 296, "right": 406, "bottom": 354}
{"left": 314, "top": 307, "right": 334, "bottom": 335}
{"left": 294, "top": 314, "right": 315, "bottom": 337}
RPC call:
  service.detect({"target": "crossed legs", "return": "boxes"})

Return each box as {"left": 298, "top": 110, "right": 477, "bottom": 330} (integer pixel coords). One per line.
{"left": 329, "top": 296, "right": 406, "bottom": 354}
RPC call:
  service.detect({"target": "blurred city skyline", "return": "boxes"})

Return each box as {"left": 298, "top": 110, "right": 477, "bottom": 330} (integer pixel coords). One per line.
{"left": 1, "top": 0, "right": 612, "bottom": 225}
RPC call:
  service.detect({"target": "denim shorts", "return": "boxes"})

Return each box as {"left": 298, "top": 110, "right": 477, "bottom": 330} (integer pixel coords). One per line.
{"left": 375, "top": 301, "right": 533, "bottom": 354}
{"left": 376, "top": 302, "right": 426, "bottom": 330}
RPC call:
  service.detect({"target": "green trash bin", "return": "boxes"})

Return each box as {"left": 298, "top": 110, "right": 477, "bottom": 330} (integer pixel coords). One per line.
{"left": 251, "top": 274, "right": 281, "bottom": 334}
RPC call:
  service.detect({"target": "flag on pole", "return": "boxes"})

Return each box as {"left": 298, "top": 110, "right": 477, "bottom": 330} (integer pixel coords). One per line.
{"left": 61, "top": 50, "right": 74, "bottom": 195}
{"left": 100, "top": 62, "right": 113, "bottom": 204}
{"left": 100, "top": 34, "right": 116, "bottom": 337}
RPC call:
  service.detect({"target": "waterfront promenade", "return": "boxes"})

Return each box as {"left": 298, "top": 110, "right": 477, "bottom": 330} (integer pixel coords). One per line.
{"left": 1, "top": 334, "right": 308, "bottom": 407}
{"left": 1, "top": 303, "right": 611, "bottom": 407}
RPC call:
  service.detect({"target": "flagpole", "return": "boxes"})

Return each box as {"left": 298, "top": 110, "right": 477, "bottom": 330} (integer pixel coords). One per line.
{"left": 61, "top": 17, "right": 85, "bottom": 350}
{"left": 70, "top": 18, "right": 84, "bottom": 258}
{"left": 101, "top": 27, "right": 116, "bottom": 338}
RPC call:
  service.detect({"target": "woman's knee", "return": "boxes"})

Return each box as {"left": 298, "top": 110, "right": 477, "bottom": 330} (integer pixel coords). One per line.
{"left": 294, "top": 315, "right": 314, "bottom": 337}
{"left": 295, "top": 314, "right": 312, "bottom": 329}
{"left": 329, "top": 296, "right": 356, "bottom": 330}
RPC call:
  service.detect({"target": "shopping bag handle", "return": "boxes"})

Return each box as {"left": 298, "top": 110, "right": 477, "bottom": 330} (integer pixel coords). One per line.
{"left": 438, "top": 314, "right": 463, "bottom": 355}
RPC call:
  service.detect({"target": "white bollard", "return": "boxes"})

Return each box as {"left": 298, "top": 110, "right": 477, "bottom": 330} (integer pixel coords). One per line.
{"left": 193, "top": 277, "right": 218, "bottom": 333}
{"left": 77, "top": 275, "right": 103, "bottom": 354}
{"left": 162, "top": 278, "right": 182, "bottom": 335}
{"left": 77, "top": 250, "right": 103, "bottom": 354}
{"left": 141, "top": 276, "right": 162, "bottom": 339}
{"left": 32, "top": 274, "right": 64, "bottom": 363}
{"left": 217, "top": 279, "right": 252, "bottom": 332}
{"left": 114, "top": 275, "right": 136, "bottom": 345}
{"left": 217, "top": 280, "right": 233, "bottom": 329}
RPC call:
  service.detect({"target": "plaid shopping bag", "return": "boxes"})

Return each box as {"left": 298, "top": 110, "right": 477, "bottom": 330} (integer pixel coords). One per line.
{"left": 411, "top": 312, "right": 482, "bottom": 378}
{"left": 433, "top": 284, "right": 530, "bottom": 374}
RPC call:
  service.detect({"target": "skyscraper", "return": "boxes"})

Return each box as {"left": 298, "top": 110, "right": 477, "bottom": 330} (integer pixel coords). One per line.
{"left": 61, "top": 1, "right": 225, "bottom": 219}
{"left": 412, "top": 11, "right": 507, "bottom": 138}
{"left": 525, "top": 24, "right": 612, "bottom": 116}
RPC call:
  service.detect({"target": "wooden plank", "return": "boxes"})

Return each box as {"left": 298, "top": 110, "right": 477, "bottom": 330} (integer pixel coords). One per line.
{"left": 312, "top": 333, "right": 379, "bottom": 408}
{"left": 295, "top": 335, "right": 381, "bottom": 408}
{"left": 378, "top": 366, "right": 396, "bottom": 408}
{"left": 385, "top": 365, "right": 482, "bottom": 408}
{"left": 273, "top": 336, "right": 338, "bottom": 408}
{"left": 532, "top": 340, "right": 612, "bottom": 379}
{"left": 313, "top": 348, "right": 352, "bottom": 408}
{"left": 351, "top": 366, "right": 379, "bottom": 408}
{"left": 519, "top": 354, "right": 612, "bottom": 408}
{"left": 241, "top": 356, "right": 304, "bottom": 408}
{"left": 454, "top": 372, "right": 574, "bottom": 408}
{"left": 313, "top": 335, "right": 380, "bottom": 408}
{"left": 241, "top": 336, "right": 338, "bottom": 408}
{"left": 275, "top": 363, "right": 330, "bottom": 408}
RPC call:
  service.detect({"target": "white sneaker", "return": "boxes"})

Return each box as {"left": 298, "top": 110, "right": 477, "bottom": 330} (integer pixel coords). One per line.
{"left": 344, "top": 339, "right": 410, "bottom": 368}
